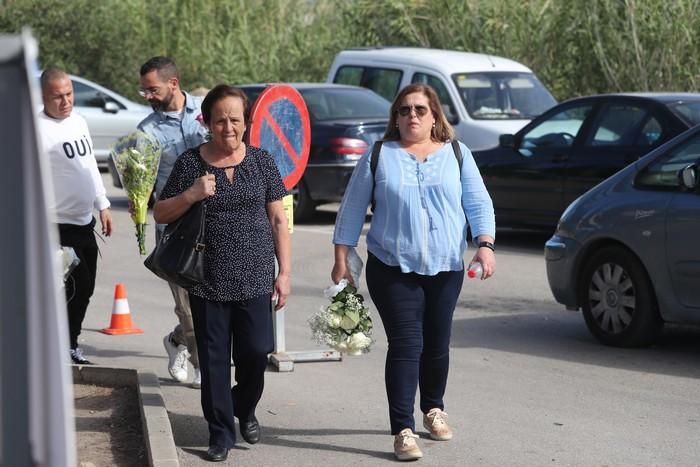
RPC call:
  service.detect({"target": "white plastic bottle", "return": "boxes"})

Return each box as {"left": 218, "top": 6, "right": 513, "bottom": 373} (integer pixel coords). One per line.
{"left": 467, "top": 262, "right": 483, "bottom": 279}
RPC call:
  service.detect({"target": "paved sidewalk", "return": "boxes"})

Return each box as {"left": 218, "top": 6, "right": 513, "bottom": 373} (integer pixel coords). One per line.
{"left": 78, "top": 178, "right": 700, "bottom": 466}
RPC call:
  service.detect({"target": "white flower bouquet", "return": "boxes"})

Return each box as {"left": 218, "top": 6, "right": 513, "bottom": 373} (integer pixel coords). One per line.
{"left": 309, "top": 279, "right": 374, "bottom": 355}
{"left": 110, "top": 131, "right": 161, "bottom": 255}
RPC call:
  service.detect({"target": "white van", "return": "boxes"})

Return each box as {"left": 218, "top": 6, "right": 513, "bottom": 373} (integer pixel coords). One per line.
{"left": 327, "top": 47, "right": 557, "bottom": 150}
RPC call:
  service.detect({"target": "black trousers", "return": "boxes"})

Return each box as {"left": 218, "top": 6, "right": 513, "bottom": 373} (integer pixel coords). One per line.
{"left": 366, "top": 253, "right": 464, "bottom": 434}
{"left": 189, "top": 292, "right": 274, "bottom": 448}
{"left": 59, "top": 219, "right": 98, "bottom": 350}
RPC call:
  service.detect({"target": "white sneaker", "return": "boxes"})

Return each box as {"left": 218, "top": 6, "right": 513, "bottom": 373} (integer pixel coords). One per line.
{"left": 191, "top": 368, "right": 202, "bottom": 389}
{"left": 163, "top": 333, "right": 188, "bottom": 382}
{"left": 423, "top": 408, "right": 453, "bottom": 440}
{"left": 393, "top": 428, "right": 423, "bottom": 461}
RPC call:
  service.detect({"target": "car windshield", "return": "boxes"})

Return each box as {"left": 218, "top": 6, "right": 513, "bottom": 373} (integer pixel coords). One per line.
{"left": 299, "top": 88, "right": 390, "bottom": 121}
{"left": 666, "top": 101, "right": 700, "bottom": 126}
{"left": 452, "top": 72, "right": 556, "bottom": 120}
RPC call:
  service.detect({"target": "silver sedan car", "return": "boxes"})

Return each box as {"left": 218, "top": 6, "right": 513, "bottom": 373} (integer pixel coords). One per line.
{"left": 545, "top": 125, "right": 700, "bottom": 347}
{"left": 67, "top": 74, "right": 150, "bottom": 165}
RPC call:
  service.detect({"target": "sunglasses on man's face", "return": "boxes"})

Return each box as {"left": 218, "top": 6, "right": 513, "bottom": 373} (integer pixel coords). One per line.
{"left": 397, "top": 105, "right": 430, "bottom": 117}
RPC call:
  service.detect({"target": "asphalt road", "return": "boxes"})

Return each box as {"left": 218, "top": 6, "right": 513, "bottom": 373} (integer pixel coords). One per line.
{"left": 81, "top": 174, "right": 700, "bottom": 466}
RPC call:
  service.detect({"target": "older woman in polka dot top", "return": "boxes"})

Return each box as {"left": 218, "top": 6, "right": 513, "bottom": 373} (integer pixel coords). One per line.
{"left": 154, "top": 84, "right": 290, "bottom": 463}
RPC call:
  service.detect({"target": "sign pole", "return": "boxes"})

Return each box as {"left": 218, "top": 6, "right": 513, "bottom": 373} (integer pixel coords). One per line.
{"left": 248, "top": 85, "right": 342, "bottom": 371}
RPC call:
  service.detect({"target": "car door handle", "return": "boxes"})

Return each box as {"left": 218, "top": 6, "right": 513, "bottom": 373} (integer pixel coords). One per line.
{"left": 552, "top": 153, "right": 569, "bottom": 162}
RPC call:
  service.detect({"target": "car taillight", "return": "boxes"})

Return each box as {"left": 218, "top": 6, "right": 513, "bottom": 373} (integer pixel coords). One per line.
{"left": 329, "top": 137, "right": 368, "bottom": 155}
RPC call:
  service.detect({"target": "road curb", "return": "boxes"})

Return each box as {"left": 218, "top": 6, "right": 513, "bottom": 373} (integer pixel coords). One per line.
{"left": 72, "top": 365, "right": 179, "bottom": 467}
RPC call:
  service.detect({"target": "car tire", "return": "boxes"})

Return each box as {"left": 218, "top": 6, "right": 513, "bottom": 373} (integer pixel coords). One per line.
{"left": 292, "top": 180, "right": 315, "bottom": 223}
{"left": 579, "top": 246, "right": 663, "bottom": 347}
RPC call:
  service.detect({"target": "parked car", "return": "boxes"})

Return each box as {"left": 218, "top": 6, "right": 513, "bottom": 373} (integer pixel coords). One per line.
{"left": 473, "top": 93, "right": 700, "bottom": 229}
{"left": 239, "top": 83, "right": 390, "bottom": 221}
{"left": 65, "top": 75, "right": 150, "bottom": 165}
{"left": 327, "top": 47, "right": 557, "bottom": 150}
{"left": 545, "top": 124, "right": 700, "bottom": 347}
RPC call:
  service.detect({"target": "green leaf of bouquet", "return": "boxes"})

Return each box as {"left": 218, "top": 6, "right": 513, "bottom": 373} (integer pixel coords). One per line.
{"left": 345, "top": 310, "right": 360, "bottom": 325}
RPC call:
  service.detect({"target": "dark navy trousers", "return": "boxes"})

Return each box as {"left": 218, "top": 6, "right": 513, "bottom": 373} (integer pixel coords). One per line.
{"left": 189, "top": 293, "right": 274, "bottom": 448}
{"left": 366, "top": 253, "right": 464, "bottom": 435}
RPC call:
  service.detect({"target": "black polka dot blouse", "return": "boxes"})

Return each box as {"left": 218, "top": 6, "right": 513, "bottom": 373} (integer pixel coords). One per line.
{"left": 159, "top": 145, "right": 288, "bottom": 302}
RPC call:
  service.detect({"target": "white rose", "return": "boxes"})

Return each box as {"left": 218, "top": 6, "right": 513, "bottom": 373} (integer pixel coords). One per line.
{"left": 347, "top": 332, "right": 372, "bottom": 351}
{"left": 327, "top": 314, "right": 342, "bottom": 329}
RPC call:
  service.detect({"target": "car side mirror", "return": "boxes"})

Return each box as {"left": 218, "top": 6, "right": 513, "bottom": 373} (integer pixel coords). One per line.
{"left": 678, "top": 163, "right": 699, "bottom": 191}
{"left": 499, "top": 134, "right": 515, "bottom": 148}
{"left": 103, "top": 101, "right": 119, "bottom": 114}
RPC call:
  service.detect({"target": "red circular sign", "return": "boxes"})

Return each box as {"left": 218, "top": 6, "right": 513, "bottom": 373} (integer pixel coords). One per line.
{"left": 248, "top": 85, "right": 311, "bottom": 190}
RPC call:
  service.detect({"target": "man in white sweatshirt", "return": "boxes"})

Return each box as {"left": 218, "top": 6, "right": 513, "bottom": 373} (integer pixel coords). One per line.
{"left": 38, "top": 68, "right": 113, "bottom": 364}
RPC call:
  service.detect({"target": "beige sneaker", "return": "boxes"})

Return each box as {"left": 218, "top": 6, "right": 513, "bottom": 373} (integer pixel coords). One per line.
{"left": 393, "top": 428, "right": 423, "bottom": 461}
{"left": 423, "top": 408, "right": 453, "bottom": 441}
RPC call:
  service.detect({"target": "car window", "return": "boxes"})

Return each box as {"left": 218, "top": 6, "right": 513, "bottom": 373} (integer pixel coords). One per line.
{"left": 411, "top": 73, "right": 458, "bottom": 122}
{"left": 636, "top": 131, "right": 700, "bottom": 188}
{"left": 587, "top": 104, "right": 656, "bottom": 147}
{"left": 334, "top": 66, "right": 402, "bottom": 102}
{"left": 453, "top": 72, "right": 556, "bottom": 120}
{"left": 521, "top": 104, "right": 593, "bottom": 149}
{"left": 72, "top": 80, "right": 124, "bottom": 109}
{"left": 667, "top": 101, "right": 700, "bottom": 126}
{"left": 299, "top": 88, "right": 390, "bottom": 121}
{"left": 334, "top": 66, "right": 363, "bottom": 86}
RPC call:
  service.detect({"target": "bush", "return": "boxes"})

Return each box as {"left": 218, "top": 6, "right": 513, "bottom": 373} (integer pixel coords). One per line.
{"left": 2, "top": 0, "right": 699, "bottom": 101}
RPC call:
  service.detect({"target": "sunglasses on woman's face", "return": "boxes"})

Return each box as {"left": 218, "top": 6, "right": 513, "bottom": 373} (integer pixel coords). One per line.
{"left": 397, "top": 105, "right": 430, "bottom": 117}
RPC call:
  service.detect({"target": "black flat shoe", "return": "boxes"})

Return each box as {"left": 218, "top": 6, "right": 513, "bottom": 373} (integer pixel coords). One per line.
{"left": 206, "top": 445, "right": 228, "bottom": 462}
{"left": 240, "top": 415, "right": 260, "bottom": 444}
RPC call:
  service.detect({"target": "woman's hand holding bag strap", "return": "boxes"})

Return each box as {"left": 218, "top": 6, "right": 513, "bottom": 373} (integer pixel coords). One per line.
{"left": 144, "top": 157, "right": 209, "bottom": 288}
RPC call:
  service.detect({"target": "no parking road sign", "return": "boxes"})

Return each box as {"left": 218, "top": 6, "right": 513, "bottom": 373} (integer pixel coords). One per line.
{"left": 248, "top": 85, "right": 311, "bottom": 191}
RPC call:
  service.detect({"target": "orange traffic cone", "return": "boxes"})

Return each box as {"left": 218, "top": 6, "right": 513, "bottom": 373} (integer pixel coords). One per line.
{"left": 101, "top": 283, "right": 143, "bottom": 335}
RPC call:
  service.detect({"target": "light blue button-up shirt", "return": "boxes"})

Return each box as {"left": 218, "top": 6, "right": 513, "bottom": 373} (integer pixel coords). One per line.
{"left": 333, "top": 140, "right": 495, "bottom": 276}
{"left": 137, "top": 92, "right": 208, "bottom": 197}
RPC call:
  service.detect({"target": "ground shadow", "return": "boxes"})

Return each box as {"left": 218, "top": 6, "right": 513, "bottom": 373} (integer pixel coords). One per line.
{"left": 450, "top": 309, "right": 700, "bottom": 380}
{"left": 168, "top": 411, "right": 391, "bottom": 461}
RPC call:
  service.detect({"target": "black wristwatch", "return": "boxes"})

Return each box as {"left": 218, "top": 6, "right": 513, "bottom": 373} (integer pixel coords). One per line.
{"left": 478, "top": 241, "right": 495, "bottom": 252}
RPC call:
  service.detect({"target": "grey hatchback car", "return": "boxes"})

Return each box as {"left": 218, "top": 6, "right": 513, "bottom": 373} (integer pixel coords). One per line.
{"left": 545, "top": 124, "right": 700, "bottom": 347}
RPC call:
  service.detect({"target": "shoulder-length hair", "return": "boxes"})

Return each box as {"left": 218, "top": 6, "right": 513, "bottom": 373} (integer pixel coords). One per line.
{"left": 382, "top": 83, "right": 455, "bottom": 142}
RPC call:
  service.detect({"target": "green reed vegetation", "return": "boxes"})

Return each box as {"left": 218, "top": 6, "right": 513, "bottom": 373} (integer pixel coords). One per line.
{"left": 2, "top": 0, "right": 699, "bottom": 101}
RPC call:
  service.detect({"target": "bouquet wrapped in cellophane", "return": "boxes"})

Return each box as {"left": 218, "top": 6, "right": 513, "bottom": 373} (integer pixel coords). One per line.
{"left": 309, "top": 277, "right": 374, "bottom": 356}
{"left": 110, "top": 131, "right": 161, "bottom": 255}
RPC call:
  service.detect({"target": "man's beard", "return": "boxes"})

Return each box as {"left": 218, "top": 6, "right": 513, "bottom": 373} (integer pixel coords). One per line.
{"left": 151, "top": 90, "right": 174, "bottom": 111}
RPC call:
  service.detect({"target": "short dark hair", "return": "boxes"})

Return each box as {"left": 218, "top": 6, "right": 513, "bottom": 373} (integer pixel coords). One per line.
{"left": 383, "top": 83, "right": 455, "bottom": 142}
{"left": 139, "top": 56, "right": 179, "bottom": 81}
{"left": 201, "top": 84, "right": 249, "bottom": 124}
{"left": 40, "top": 67, "right": 69, "bottom": 93}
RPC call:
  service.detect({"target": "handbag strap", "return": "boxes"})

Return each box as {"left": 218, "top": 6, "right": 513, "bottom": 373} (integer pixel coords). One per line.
{"left": 196, "top": 149, "right": 209, "bottom": 208}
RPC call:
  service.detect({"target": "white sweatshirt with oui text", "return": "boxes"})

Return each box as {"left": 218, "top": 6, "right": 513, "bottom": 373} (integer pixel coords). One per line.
{"left": 38, "top": 111, "right": 110, "bottom": 225}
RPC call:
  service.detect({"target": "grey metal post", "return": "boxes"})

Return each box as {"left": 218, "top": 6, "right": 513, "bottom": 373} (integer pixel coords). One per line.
{"left": 0, "top": 35, "right": 32, "bottom": 467}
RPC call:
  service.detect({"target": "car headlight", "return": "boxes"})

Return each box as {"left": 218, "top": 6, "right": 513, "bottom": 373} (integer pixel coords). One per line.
{"left": 556, "top": 195, "right": 583, "bottom": 237}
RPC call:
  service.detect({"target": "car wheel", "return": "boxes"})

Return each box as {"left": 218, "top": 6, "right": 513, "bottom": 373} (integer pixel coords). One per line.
{"left": 292, "top": 180, "right": 315, "bottom": 223}
{"left": 579, "top": 246, "right": 663, "bottom": 347}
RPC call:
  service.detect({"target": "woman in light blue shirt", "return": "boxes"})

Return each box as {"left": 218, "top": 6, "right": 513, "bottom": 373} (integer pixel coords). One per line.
{"left": 332, "top": 83, "right": 496, "bottom": 462}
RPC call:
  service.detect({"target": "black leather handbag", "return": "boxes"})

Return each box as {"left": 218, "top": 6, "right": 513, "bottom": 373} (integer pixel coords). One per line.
{"left": 144, "top": 201, "right": 207, "bottom": 288}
